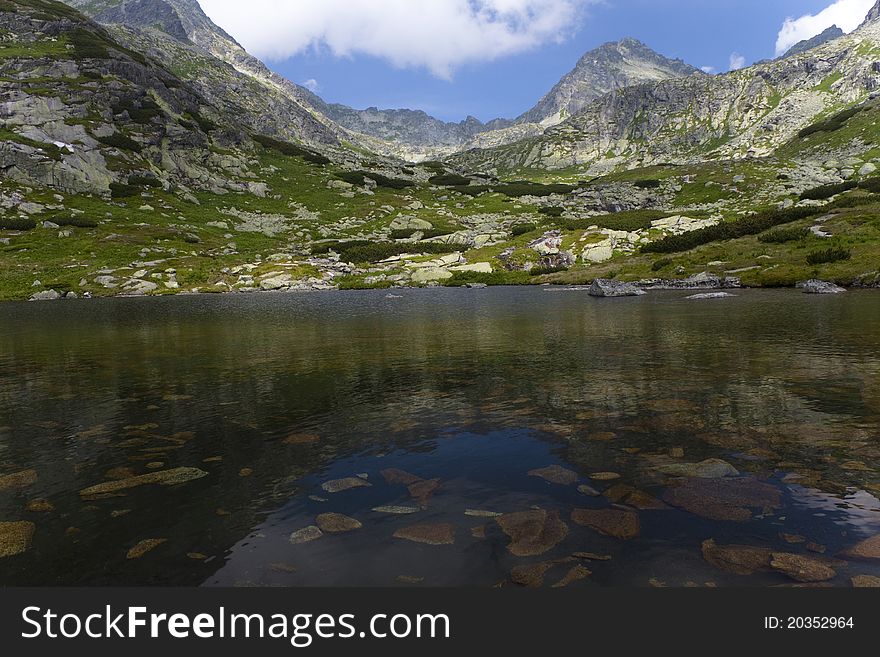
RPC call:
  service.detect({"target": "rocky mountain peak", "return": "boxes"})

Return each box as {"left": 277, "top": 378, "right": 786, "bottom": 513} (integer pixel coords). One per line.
{"left": 783, "top": 25, "right": 844, "bottom": 57}
{"left": 864, "top": 0, "right": 880, "bottom": 26}
{"left": 515, "top": 37, "right": 702, "bottom": 126}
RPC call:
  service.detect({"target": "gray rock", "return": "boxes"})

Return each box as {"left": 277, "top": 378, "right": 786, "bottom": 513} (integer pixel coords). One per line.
{"left": 686, "top": 292, "right": 737, "bottom": 300}
{"left": 589, "top": 279, "right": 646, "bottom": 298}
{"left": 29, "top": 289, "right": 61, "bottom": 302}
{"left": 800, "top": 279, "right": 846, "bottom": 294}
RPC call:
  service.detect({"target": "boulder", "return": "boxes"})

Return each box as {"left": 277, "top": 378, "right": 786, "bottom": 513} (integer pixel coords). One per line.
{"left": 588, "top": 279, "right": 646, "bottom": 298}
{"left": 800, "top": 279, "right": 846, "bottom": 294}
{"left": 29, "top": 289, "right": 61, "bottom": 301}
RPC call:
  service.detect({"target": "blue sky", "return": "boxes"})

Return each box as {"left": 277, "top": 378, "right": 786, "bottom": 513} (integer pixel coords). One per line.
{"left": 199, "top": 0, "right": 876, "bottom": 123}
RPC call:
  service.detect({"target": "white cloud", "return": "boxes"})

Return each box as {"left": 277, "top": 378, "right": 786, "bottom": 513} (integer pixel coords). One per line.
{"left": 198, "top": 0, "right": 594, "bottom": 79}
{"left": 700, "top": 65, "right": 716, "bottom": 74}
{"left": 775, "top": 0, "right": 874, "bottom": 56}
{"left": 728, "top": 52, "right": 746, "bottom": 71}
{"left": 302, "top": 79, "right": 320, "bottom": 93}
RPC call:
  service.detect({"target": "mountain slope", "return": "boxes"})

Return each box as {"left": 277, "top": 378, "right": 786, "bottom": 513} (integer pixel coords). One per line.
{"left": 784, "top": 25, "right": 844, "bottom": 57}
{"left": 452, "top": 16, "right": 880, "bottom": 175}
{"left": 516, "top": 37, "right": 702, "bottom": 127}
{"left": 64, "top": 0, "right": 345, "bottom": 147}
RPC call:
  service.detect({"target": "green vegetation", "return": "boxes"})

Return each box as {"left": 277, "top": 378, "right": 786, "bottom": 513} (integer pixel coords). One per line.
{"left": 758, "top": 227, "right": 809, "bottom": 244}
{"left": 806, "top": 247, "right": 852, "bottom": 265}
{"left": 800, "top": 180, "right": 857, "bottom": 200}
{"left": 643, "top": 206, "right": 822, "bottom": 254}
{"left": 128, "top": 175, "right": 162, "bottom": 189}
{"left": 389, "top": 229, "right": 453, "bottom": 240}
{"left": 539, "top": 207, "right": 564, "bottom": 218}
{"left": 561, "top": 209, "right": 668, "bottom": 232}
{"left": 337, "top": 171, "right": 413, "bottom": 190}
{"left": 651, "top": 258, "right": 672, "bottom": 272}
{"left": 252, "top": 134, "right": 330, "bottom": 165}
{"left": 96, "top": 133, "right": 143, "bottom": 153}
{"left": 451, "top": 182, "right": 575, "bottom": 198}
{"left": 109, "top": 182, "right": 139, "bottom": 199}
{"left": 633, "top": 179, "right": 661, "bottom": 189}
{"left": 428, "top": 173, "right": 471, "bottom": 186}
{"left": 859, "top": 177, "right": 880, "bottom": 193}
{"left": 0, "top": 217, "right": 37, "bottom": 231}
{"left": 511, "top": 223, "right": 538, "bottom": 237}
{"left": 798, "top": 105, "right": 867, "bottom": 138}
{"left": 338, "top": 242, "right": 463, "bottom": 264}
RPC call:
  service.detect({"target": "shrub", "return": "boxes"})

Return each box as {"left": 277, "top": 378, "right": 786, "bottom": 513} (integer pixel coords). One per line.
{"left": 109, "top": 182, "right": 139, "bottom": 199}
{"left": 806, "top": 247, "right": 852, "bottom": 265}
{"left": 451, "top": 182, "right": 575, "bottom": 198}
{"left": 429, "top": 173, "right": 471, "bottom": 186}
{"left": 563, "top": 209, "right": 668, "bottom": 233}
{"left": 252, "top": 134, "right": 330, "bottom": 165}
{"left": 443, "top": 271, "right": 529, "bottom": 287}
{"left": 758, "top": 227, "right": 808, "bottom": 244}
{"left": 339, "top": 242, "right": 463, "bottom": 264}
{"left": 189, "top": 111, "right": 217, "bottom": 133}
{"left": 68, "top": 28, "right": 110, "bottom": 60}
{"left": 800, "top": 181, "right": 857, "bottom": 200}
{"left": 390, "top": 229, "right": 453, "bottom": 240}
{"left": 651, "top": 258, "right": 672, "bottom": 271}
{"left": 798, "top": 105, "right": 866, "bottom": 138}
{"left": 336, "top": 171, "right": 413, "bottom": 190}
{"left": 0, "top": 216, "right": 37, "bottom": 231}
{"left": 858, "top": 177, "right": 880, "bottom": 193}
{"left": 539, "top": 207, "right": 564, "bottom": 218}
{"left": 530, "top": 265, "right": 568, "bottom": 276}
{"left": 511, "top": 223, "right": 537, "bottom": 237}
{"left": 310, "top": 240, "right": 371, "bottom": 256}
{"left": 97, "top": 133, "right": 142, "bottom": 153}
{"left": 53, "top": 216, "right": 98, "bottom": 228}
{"left": 633, "top": 179, "right": 661, "bottom": 189}
{"left": 642, "top": 206, "right": 823, "bottom": 254}
{"left": 128, "top": 175, "right": 162, "bottom": 188}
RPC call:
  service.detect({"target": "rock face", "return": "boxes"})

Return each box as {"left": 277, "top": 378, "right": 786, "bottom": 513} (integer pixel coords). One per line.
{"left": 800, "top": 279, "right": 846, "bottom": 294}
{"left": 784, "top": 26, "right": 844, "bottom": 58}
{"left": 588, "top": 279, "right": 647, "bottom": 298}
{"left": 517, "top": 38, "right": 702, "bottom": 127}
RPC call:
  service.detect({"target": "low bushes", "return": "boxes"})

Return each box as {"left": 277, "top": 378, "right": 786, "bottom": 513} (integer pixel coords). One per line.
{"left": 530, "top": 265, "right": 568, "bottom": 276}
{"left": 428, "top": 173, "right": 471, "bottom": 186}
{"left": 0, "top": 217, "right": 37, "bottom": 231}
{"left": 96, "top": 133, "right": 142, "bottom": 153}
{"left": 633, "top": 179, "right": 661, "bottom": 189}
{"left": 798, "top": 105, "right": 866, "bottom": 138}
{"left": 511, "top": 223, "right": 538, "bottom": 237}
{"left": 858, "top": 177, "right": 880, "bottom": 193}
{"left": 252, "top": 134, "right": 330, "bottom": 165}
{"left": 109, "top": 182, "right": 139, "bottom": 199}
{"left": 337, "top": 171, "right": 413, "bottom": 190}
{"left": 758, "top": 227, "right": 808, "bottom": 243}
{"left": 53, "top": 216, "right": 98, "bottom": 228}
{"left": 539, "top": 207, "right": 564, "bottom": 218}
{"left": 338, "top": 242, "right": 463, "bottom": 263}
{"left": 800, "top": 181, "right": 857, "bottom": 200}
{"left": 562, "top": 209, "right": 667, "bottom": 233}
{"left": 642, "top": 206, "right": 822, "bottom": 254}
{"left": 389, "top": 229, "right": 453, "bottom": 240}
{"left": 128, "top": 175, "right": 162, "bottom": 188}
{"left": 806, "top": 247, "right": 851, "bottom": 265}
{"left": 451, "top": 182, "right": 575, "bottom": 198}
{"left": 651, "top": 258, "right": 673, "bottom": 271}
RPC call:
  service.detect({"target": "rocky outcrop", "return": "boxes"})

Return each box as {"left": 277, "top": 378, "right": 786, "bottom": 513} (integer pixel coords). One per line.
{"left": 800, "top": 279, "right": 846, "bottom": 294}
{"left": 588, "top": 279, "right": 646, "bottom": 297}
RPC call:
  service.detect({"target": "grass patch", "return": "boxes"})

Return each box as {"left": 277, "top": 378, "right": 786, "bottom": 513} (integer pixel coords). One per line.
{"left": 96, "top": 133, "right": 143, "bottom": 153}
{"left": 798, "top": 105, "right": 866, "bottom": 138}
{"left": 252, "top": 134, "right": 330, "bottom": 165}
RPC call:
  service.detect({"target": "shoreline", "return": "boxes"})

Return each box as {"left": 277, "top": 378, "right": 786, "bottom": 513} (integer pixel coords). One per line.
{"left": 16, "top": 277, "right": 876, "bottom": 303}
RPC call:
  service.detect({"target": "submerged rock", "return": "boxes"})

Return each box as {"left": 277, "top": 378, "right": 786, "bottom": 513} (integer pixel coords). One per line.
{"left": 800, "top": 279, "right": 846, "bottom": 295}
{"left": 79, "top": 467, "right": 208, "bottom": 498}
{"left": 770, "top": 553, "right": 836, "bottom": 583}
{"left": 316, "top": 513, "right": 362, "bottom": 534}
{"left": 588, "top": 279, "right": 646, "bottom": 298}
{"left": 0, "top": 469, "right": 38, "bottom": 490}
{"left": 841, "top": 535, "right": 880, "bottom": 561}
{"left": 321, "top": 477, "right": 372, "bottom": 494}
{"left": 0, "top": 521, "right": 35, "bottom": 558}
{"left": 290, "top": 526, "right": 323, "bottom": 545}
{"left": 126, "top": 538, "right": 167, "bottom": 559}
{"left": 497, "top": 510, "right": 569, "bottom": 557}
{"left": 552, "top": 564, "right": 592, "bottom": 588}
{"left": 686, "top": 292, "right": 736, "bottom": 300}
{"left": 393, "top": 523, "right": 456, "bottom": 546}
{"left": 663, "top": 477, "right": 781, "bottom": 521}
{"left": 571, "top": 508, "right": 640, "bottom": 540}
{"left": 852, "top": 575, "right": 880, "bottom": 587}
{"left": 702, "top": 539, "right": 772, "bottom": 575}
{"left": 657, "top": 458, "right": 739, "bottom": 479}
{"left": 372, "top": 505, "right": 421, "bottom": 515}
{"left": 380, "top": 468, "right": 423, "bottom": 485}
{"left": 511, "top": 561, "right": 556, "bottom": 588}
{"left": 528, "top": 465, "right": 579, "bottom": 485}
